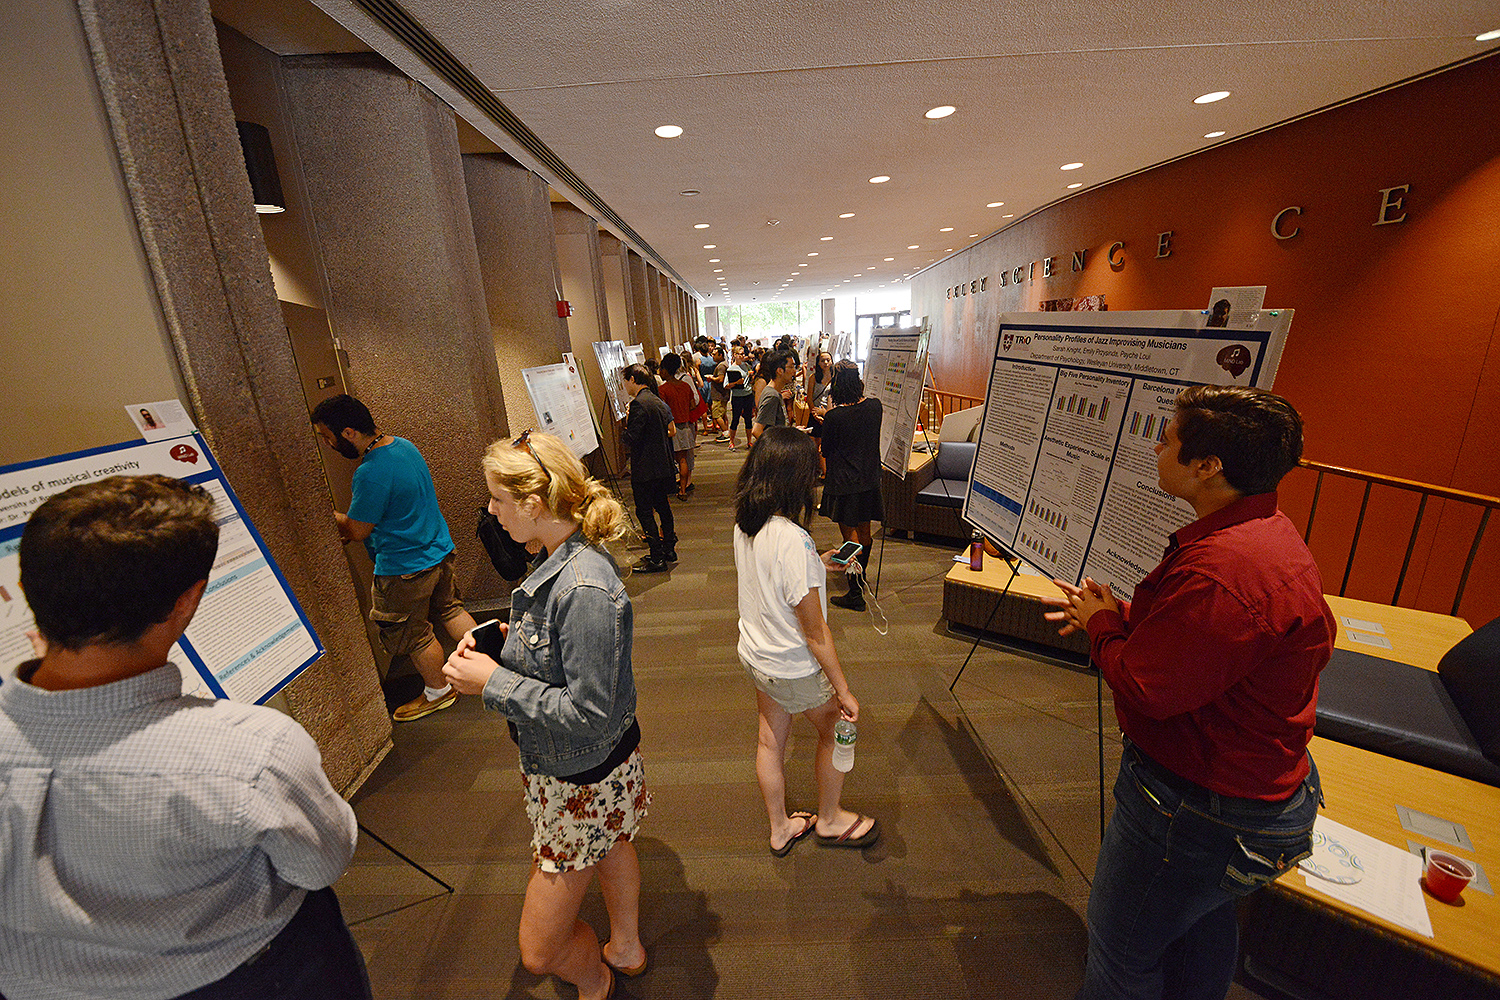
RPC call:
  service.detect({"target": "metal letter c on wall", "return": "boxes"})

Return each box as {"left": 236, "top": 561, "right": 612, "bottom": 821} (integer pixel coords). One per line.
{"left": 1272, "top": 206, "right": 1302, "bottom": 240}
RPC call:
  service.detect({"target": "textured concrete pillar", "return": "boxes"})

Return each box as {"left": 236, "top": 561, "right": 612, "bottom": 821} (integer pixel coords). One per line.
{"left": 632, "top": 253, "right": 659, "bottom": 352}
{"left": 599, "top": 233, "right": 636, "bottom": 349}
{"left": 553, "top": 203, "right": 621, "bottom": 471}
{"left": 74, "top": 0, "right": 390, "bottom": 792}
{"left": 705, "top": 306, "right": 720, "bottom": 341}
{"left": 463, "top": 153, "right": 572, "bottom": 446}
{"left": 278, "top": 54, "right": 508, "bottom": 607}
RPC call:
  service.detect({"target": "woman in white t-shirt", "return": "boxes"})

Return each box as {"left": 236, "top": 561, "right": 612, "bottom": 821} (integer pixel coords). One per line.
{"left": 733, "top": 427, "right": 880, "bottom": 855}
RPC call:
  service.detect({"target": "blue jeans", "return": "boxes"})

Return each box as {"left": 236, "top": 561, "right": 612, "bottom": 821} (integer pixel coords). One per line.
{"left": 1076, "top": 741, "right": 1321, "bottom": 1000}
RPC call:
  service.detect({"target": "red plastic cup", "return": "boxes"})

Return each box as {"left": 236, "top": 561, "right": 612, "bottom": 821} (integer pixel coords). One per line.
{"left": 1422, "top": 851, "right": 1475, "bottom": 904}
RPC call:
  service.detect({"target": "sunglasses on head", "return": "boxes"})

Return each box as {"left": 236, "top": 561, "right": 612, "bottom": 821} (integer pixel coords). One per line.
{"left": 512, "top": 429, "right": 552, "bottom": 486}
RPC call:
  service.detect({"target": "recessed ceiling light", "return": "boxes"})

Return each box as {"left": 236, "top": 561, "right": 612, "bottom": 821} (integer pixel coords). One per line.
{"left": 680, "top": 189, "right": 700, "bottom": 197}
{"left": 924, "top": 105, "right": 956, "bottom": 119}
{"left": 1067, "top": 183, "right": 1082, "bottom": 189}
{"left": 713, "top": 269, "right": 723, "bottom": 272}
{"left": 945, "top": 248, "right": 954, "bottom": 252}
{"left": 709, "top": 258, "right": 720, "bottom": 262}
{"left": 907, "top": 245, "right": 919, "bottom": 249}
{"left": 655, "top": 124, "right": 684, "bottom": 138}
{"left": 986, "top": 202, "right": 1004, "bottom": 208}
{"left": 839, "top": 212, "right": 855, "bottom": 218}
{"left": 694, "top": 223, "right": 710, "bottom": 229}
{"left": 940, "top": 227, "right": 954, "bottom": 232}
{"left": 1061, "top": 162, "right": 1084, "bottom": 171}
{"left": 968, "top": 234, "right": 979, "bottom": 238}
{"left": 869, "top": 175, "right": 891, "bottom": 184}
{"left": 1479, "top": 29, "right": 1500, "bottom": 41}
{"left": 1003, "top": 214, "right": 1014, "bottom": 218}
{"left": 1194, "top": 91, "right": 1231, "bottom": 104}
{"left": 820, "top": 236, "right": 833, "bottom": 241}
{"left": 1204, "top": 130, "right": 1226, "bottom": 138}
{"left": 703, "top": 244, "right": 716, "bottom": 249}
{"left": 798, "top": 263, "right": 808, "bottom": 267}
{"left": 884, "top": 257, "right": 895, "bottom": 261}
{"left": 807, "top": 252, "right": 819, "bottom": 256}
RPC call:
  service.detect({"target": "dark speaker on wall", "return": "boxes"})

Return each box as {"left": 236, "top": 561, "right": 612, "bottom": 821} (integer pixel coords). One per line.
{"left": 236, "top": 121, "right": 285, "bottom": 214}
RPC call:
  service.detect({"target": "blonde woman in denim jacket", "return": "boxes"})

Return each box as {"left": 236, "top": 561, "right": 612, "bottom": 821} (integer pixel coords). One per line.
{"left": 445, "top": 431, "right": 646, "bottom": 1000}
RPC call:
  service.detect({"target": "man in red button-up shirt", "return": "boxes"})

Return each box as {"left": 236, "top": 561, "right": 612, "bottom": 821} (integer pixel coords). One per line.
{"left": 1046, "top": 385, "right": 1334, "bottom": 1000}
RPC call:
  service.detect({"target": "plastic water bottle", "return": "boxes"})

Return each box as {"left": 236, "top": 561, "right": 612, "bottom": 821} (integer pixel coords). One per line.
{"left": 833, "top": 719, "right": 857, "bottom": 773}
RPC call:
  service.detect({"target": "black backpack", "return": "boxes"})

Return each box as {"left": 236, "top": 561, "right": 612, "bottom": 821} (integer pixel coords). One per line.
{"left": 476, "top": 507, "right": 531, "bottom": 580}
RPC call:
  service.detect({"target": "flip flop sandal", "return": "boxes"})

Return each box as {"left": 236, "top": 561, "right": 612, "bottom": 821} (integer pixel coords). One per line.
{"left": 769, "top": 811, "right": 818, "bottom": 857}
{"left": 602, "top": 942, "right": 647, "bottom": 977}
{"left": 817, "top": 815, "right": 880, "bottom": 849}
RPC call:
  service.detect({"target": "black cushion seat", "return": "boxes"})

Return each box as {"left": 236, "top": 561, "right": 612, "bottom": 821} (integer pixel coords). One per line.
{"left": 1315, "top": 645, "right": 1500, "bottom": 787}
{"left": 915, "top": 441, "right": 976, "bottom": 510}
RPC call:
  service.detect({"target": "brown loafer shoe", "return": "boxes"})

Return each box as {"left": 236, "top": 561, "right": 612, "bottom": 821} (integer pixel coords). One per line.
{"left": 392, "top": 689, "right": 457, "bottom": 722}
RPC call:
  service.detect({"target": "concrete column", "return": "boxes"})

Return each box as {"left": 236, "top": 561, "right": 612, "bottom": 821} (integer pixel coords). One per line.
{"left": 705, "top": 306, "right": 720, "bottom": 341}
{"left": 278, "top": 55, "right": 508, "bottom": 611}
{"left": 638, "top": 258, "right": 662, "bottom": 351}
{"left": 599, "top": 233, "right": 635, "bottom": 349}
{"left": 553, "top": 203, "right": 621, "bottom": 471}
{"left": 73, "top": 0, "right": 389, "bottom": 791}
{"left": 462, "top": 153, "right": 573, "bottom": 447}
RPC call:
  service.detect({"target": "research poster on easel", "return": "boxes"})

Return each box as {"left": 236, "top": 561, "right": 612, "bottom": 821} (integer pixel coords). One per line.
{"left": 622, "top": 344, "right": 645, "bottom": 367}
{"left": 864, "top": 321, "right": 932, "bottom": 477}
{"left": 964, "top": 309, "right": 1293, "bottom": 599}
{"left": 0, "top": 433, "right": 323, "bottom": 703}
{"left": 591, "top": 340, "right": 632, "bottom": 421}
{"left": 521, "top": 362, "right": 600, "bottom": 459}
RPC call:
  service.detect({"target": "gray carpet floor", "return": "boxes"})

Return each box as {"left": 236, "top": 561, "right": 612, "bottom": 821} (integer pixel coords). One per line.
{"left": 338, "top": 435, "right": 1271, "bottom": 999}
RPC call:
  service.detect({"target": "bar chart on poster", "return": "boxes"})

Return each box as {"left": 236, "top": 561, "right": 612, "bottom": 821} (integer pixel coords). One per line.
{"left": 0, "top": 433, "right": 322, "bottom": 703}
{"left": 864, "top": 322, "right": 931, "bottom": 477}
{"left": 964, "top": 309, "right": 1293, "bottom": 599}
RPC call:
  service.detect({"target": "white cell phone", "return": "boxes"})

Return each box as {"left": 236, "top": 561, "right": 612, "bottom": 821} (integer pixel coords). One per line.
{"left": 830, "top": 541, "right": 863, "bottom": 565}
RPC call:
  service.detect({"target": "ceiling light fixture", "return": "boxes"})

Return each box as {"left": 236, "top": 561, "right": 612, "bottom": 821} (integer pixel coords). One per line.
{"left": 820, "top": 236, "right": 833, "bottom": 241}
{"left": 654, "top": 124, "right": 684, "bottom": 138}
{"left": 709, "top": 258, "right": 720, "bottom": 262}
{"left": 1003, "top": 214, "right": 1014, "bottom": 218}
{"left": 694, "top": 223, "right": 710, "bottom": 229}
{"left": 807, "top": 252, "right": 819, "bottom": 256}
{"left": 1194, "top": 91, "right": 1231, "bottom": 104}
{"left": 703, "top": 244, "right": 716, "bottom": 249}
{"left": 1061, "top": 162, "right": 1084, "bottom": 171}
{"left": 907, "top": 245, "right": 919, "bottom": 249}
{"left": 1204, "top": 130, "right": 1226, "bottom": 138}
{"left": 986, "top": 201, "right": 1004, "bottom": 208}
{"left": 869, "top": 175, "right": 891, "bottom": 184}
{"left": 940, "top": 227, "right": 954, "bottom": 232}
{"left": 839, "top": 212, "right": 855, "bottom": 218}
{"left": 884, "top": 257, "right": 894, "bottom": 261}
{"left": 924, "top": 105, "right": 956, "bottom": 119}
{"left": 968, "top": 234, "right": 979, "bottom": 238}
{"left": 1067, "top": 183, "right": 1082, "bottom": 189}
{"left": 1478, "top": 29, "right": 1500, "bottom": 41}
{"left": 798, "top": 263, "right": 808, "bottom": 267}
{"left": 713, "top": 269, "right": 723, "bottom": 272}
{"left": 680, "top": 189, "right": 699, "bottom": 197}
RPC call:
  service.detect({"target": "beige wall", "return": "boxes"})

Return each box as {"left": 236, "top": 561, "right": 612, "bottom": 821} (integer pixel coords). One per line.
{"left": 0, "top": 0, "right": 182, "bottom": 465}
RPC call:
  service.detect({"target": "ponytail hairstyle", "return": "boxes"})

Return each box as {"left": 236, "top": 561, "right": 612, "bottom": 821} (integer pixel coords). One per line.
{"left": 734, "top": 426, "right": 819, "bottom": 535}
{"left": 482, "top": 431, "right": 627, "bottom": 546}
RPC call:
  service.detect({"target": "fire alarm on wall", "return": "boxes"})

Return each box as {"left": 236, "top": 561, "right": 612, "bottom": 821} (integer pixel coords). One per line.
{"left": 556, "top": 300, "right": 573, "bottom": 318}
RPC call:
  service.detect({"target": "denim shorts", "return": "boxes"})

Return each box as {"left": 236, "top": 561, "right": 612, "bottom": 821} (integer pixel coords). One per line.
{"left": 740, "top": 658, "right": 835, "bottom": 714}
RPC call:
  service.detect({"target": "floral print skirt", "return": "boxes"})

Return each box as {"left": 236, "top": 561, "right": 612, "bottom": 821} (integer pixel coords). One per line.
{"left": 522, "top": 749, "right": 649, "bottom": 873}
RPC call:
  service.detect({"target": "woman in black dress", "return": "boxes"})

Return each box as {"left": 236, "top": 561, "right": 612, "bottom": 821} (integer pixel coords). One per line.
{"left": 817, "top": 363, "right": 882, "bottom": 611}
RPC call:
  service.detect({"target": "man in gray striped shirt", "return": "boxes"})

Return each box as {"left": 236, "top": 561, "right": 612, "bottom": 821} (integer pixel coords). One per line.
{"left": 0, "top": 476, "right": 368, "bottom": 1000}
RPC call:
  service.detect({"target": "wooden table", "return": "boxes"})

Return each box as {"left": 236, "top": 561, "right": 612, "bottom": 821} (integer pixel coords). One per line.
{"left": 941, "top": 559, "right": 1090, "bottom": 664}
{"left": 1326, "top": 593, "right": 1474, "bottom": 671}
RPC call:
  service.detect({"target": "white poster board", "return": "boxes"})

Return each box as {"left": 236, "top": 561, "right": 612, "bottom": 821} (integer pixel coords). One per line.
{"left": 864, "top": 323, "right": 931, "bottom": 477}
{"left": 521, "top": 362, "right": 600, "bottom": 459}
{"left": 622, "top": 344, "right": 645, "bottom": 366}
{"left": 964, "top": 309, "right": 1293, "bottom": 599}
{"left": 591, "top": 340, "right": 631, "bottom": 421}
{"left": 0, "top": 434, "right": 323, "bottom": 703}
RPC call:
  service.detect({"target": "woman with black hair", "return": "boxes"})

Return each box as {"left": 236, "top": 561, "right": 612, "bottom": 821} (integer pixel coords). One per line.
{"left": 733, "top": 427, "right": 880, "bottom": 854}
{"left": 818, "top": 362, "right": 882, "bottom": 611}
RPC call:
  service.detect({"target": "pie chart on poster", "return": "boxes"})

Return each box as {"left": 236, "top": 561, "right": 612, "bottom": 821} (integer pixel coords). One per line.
{"left": 1298, "top": 829, "right": 1364, "bottom": 884}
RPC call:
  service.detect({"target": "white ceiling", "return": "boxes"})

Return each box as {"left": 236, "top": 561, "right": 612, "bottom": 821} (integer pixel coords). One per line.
{"left": 217, "top": 0, "right": 1499, "bottom": 306}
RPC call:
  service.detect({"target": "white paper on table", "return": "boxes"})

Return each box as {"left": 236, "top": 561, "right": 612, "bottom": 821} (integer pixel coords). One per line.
{"left": 1300, "top": 815, "right": 1433, "bottom": 938}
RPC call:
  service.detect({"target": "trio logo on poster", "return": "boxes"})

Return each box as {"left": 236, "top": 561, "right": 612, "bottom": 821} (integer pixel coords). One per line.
{"left": 1001, "top": 332, "right": 1031, "bottom": 352}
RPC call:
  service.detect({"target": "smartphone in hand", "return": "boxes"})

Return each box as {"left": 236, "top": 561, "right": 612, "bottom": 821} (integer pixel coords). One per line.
{"left": 830, "top": 541, "right": 863, "bottom": 565}
{"left": 470, "top": 619, "right": 506, "bottom": 659}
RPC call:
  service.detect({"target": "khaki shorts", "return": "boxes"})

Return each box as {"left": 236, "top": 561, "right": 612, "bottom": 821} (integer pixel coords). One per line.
{"left": 740, "top": 657, "right": 835, "bottom": 714}
{"left": 370, "top": 552, "right": 466, "bottom": 656}
{"left": 710, "top": 398, "right": 727, "bottom": 423}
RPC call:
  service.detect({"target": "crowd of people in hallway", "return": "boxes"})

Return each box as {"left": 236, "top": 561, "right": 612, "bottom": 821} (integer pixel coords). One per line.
{"left": 0, "top": 318, "right": 1332, "bottom": 1000}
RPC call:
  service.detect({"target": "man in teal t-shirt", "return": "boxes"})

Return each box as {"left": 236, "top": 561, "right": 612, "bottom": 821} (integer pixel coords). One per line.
{"left": 312, "top": 394, "right": 478, "bottom": 722}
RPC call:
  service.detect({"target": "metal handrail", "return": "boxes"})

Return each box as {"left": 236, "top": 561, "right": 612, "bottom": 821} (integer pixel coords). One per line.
{"left": 1297, "top": 459, "right": 1497, "bottom": 615}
